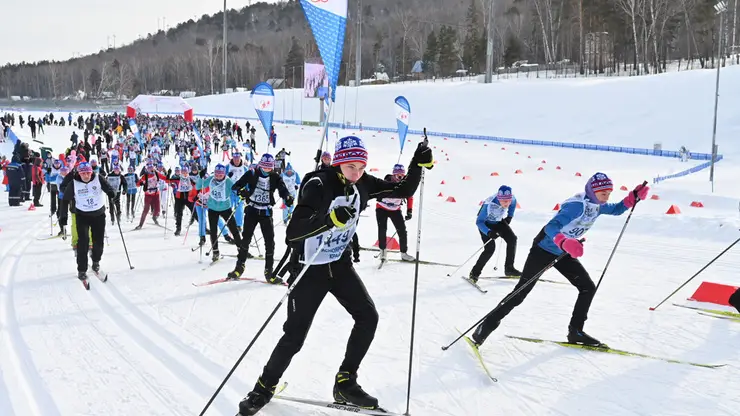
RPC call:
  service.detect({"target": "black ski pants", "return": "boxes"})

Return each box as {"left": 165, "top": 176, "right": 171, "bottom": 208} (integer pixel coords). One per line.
{"left": 75, "top": 212, "right": 106, "bottom": 272}
{"left": 237, "top": 206, "right": 275, "bottom": 270}
{"left": 207, "top": 208, "right": 241, "bottom": 252}
{"left": 108, "top": 194, "right": 122, "bottom": 223}
{"left": 476, "top": 245, "right": 596, "bottom": 341}
{"left": 49, "top": 185, "right": 58, "bottom": 216}
{"left": 126, "top": 193, "right": 136, "bottom": 216}
{"left": 376, "top": 208, "right": 407, "bottom": 253}
{"left": 730, "top": 288, "right": 740, "bottom": 313}
{"left": 471, "top": 221, "right": 518, "bottom": 276}
{"left": 260, "top": 254, "right": 379, "bottom": 386}
{"left": 173, "top": 197, "right": 192, "bottom": 231}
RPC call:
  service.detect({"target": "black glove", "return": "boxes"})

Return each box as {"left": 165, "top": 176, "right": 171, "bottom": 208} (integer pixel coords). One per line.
{"left": 285, "top": 195, "right": 294, "bottom": 207}
{"left": 167, "top": 168, "right": 172, "bottom": 177}
{"left": 411, "top": 142, "right": 434, "bottom": 169}
{"left": 405, "top": 210, "right": 412, "bottom": 221}
{"left": 487, "top": 230, "right": 499, "bottom": 239}
{"left": 313, "top": 149, "right": 322, "bottom": 164}
{"left": 199, "top": 168, "right": 207, "bottom": 178}
{"left": 327, "top": 205, "right": 357, "bottom": 228}
{"left": 238, "top": 188, "right": 250, "bottom": 199}
{"left": 504, "top": 217, "right": 512, "bottom": 225}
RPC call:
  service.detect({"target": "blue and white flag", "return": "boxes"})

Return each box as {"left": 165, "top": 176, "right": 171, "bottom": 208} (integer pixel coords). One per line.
{"left": 251, "top": 82, "right": 275, "bottom": 141}
{"left": 395, "top": 96, "right": 410, "bottom": 154}
{"left": 192, "top": 125, "right": 207, "bottom": 168}
{"left": 300, "top": 0, "right": 347, "bottom": 102}
{"left": 128, "top": 119, "right": 144, "bottom": 147}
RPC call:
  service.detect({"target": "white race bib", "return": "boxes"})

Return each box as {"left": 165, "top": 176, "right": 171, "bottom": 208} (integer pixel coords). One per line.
{"left": 560, "top": 193, "right": 599, "bottom": 239}
{"left": 73, "top": 175, "right": 105, "bottom": 212}
{"left": 210, "top": 179, "right": 229, "bottom": 202}
{"left": 249, "top": 176, "right": 271, "bottom": 207}
{"left": 303, "top": 185, "right": 360, "bottom": 265}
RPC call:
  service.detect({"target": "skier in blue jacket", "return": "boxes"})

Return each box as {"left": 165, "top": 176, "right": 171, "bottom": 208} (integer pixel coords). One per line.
{"left": 469, "top": 185, "right": 520, "bottom": 281}
{"left": 469, "top": 173, "right": 649, "bottom": 347}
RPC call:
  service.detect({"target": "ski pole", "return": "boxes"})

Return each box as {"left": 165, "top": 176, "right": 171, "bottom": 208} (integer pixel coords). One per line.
{"left": 493, "top": 245, "right": 502, "bottom": 271}
{"left": 163, "top": 190, "right": 173, "bottom": 240}
{"left": 445, "top": 239, "right": 494, "bottom": 277}
{"left": 441, "top": 240, "right": 584, "bottom": 351}
{"left": 405, "top": 129, "right": 429, "bottom": 416}
{"left": 116, "top": 215, "right": 135, "bottom": 270}
{"left": 198, "top": 226, "right": 338, "bottom": 416}
{"left": 649, "top": 234, "right": 740, "bottom": 311}
{"left": 594, "top": 181, "right": 648, "bottom": 294}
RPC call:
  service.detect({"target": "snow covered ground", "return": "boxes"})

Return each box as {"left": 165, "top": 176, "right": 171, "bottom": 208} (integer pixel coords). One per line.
{"left": 187, "top": 65, "right": 740, "bottom": 157}
{"left": 0, "top": 107, "right": 739, "bottom": 416}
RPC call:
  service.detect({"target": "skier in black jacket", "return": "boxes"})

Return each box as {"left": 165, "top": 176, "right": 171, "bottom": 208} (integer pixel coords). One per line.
{"left": 62, "top": 162, "right": 116, "bottom": 282}
{"left": 237, "top": 136, "right": 433, "bottom": 416}
{"left": 227, "top": 153, "right": 292, "bottom": 280}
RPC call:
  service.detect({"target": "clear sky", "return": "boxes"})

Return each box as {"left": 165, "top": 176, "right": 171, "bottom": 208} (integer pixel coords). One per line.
{"left": 1, "top": 0, "right": 277, "bottom": 66}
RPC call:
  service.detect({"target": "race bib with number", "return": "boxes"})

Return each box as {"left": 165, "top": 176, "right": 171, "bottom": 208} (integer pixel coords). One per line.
{"left": 249, "top": 177, "right": 271, "bottom": 207}
{"left": 73, "top": 176, "right": 105, "bottom": 212}
{"left": 302, "top": 185, "right": 360, "bottom": 265}
{"left": 559, "top": 193, "right": 600, "bottom": 238}
{"left": 210, "top": 179, "right": 229, "bottom": 202}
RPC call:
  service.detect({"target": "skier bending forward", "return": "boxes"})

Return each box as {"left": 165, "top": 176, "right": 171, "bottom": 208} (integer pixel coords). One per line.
{"left": 238, "top": 136, "right": 433, "bottom": 415}
{"left": 470, "top": 173, "right": 649, "bottom": 348}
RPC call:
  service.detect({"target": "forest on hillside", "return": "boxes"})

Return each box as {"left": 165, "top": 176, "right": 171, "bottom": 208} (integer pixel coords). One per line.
{"left": 0, "top": 0, "right": 737, "bottom": 99}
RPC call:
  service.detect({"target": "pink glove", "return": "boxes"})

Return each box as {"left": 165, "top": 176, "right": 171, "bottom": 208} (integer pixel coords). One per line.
{"left": 623, "top": 184, "right": 650, "bottom": 208}
{"left": 554, "top": 233, "right": 584, "bottom": 258}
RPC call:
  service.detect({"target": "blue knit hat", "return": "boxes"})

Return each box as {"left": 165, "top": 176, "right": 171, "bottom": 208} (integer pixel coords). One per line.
{"left": 497, "top": 185, "right": 513, "bottom": 201}
{"left": 259, "top": 154, "right": 275, "bottom": 170}
{"left": 392, "top": 164, "right": 405, "bottom": 175}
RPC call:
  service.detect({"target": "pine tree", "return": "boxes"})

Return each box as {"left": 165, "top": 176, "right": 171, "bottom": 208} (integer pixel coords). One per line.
{"left": 437, "top": 26, "right": 459, "bottom": 76}
{"left": 503, "top": 34, "right": 523, "bottom": 67}
{"left": 422, "top": 30, "right": 439, "bottom": 75}
{"left": 284, "top": 36, "right": 305, "bottom": 86}
{"left": 462, "top": 0, "right": 481, "bottom": 72}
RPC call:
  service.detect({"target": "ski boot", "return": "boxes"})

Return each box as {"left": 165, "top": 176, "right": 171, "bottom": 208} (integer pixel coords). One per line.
{"left": 212, "top": 250, "right": 220, "bottom": 262}
{"left": 57, "top": 228, "right": 65, "bottom": 237}
{"left": 567, "top": 325, "right": 604, "bottom": 347}
{"left": 238, "top": 378, "right": 278, "bottom": 416}
{"left": 504, "top": 266, "right": 522, "bottom": 277}
{"left": 333, "top": 371, "right": 378, "bottom": 409}
{"left": 152, "top": 217, "right": 160, "bottom": 226}
{"left": 468, "top": 271, "right": 479, "bottom": 284}
{"left": 353, "top": 254, "right": 360, "bottom": 263}
{"left": 400, "top": 252, "right": 415, "bottom": 262}
{"left": 77, "top": 271, "right": 88, "bottom": 281}
{"left": 92, "top": 261, "right": 100, "bottom": 273}
{"left": 471, "top": 319, "right": 500, "bottom": 347}
{"left": 199, "top": 236, "right": 206, "bottom": 247}
{"left": 379, "top": 249, "right": 387, "bottom": 262}
{"left": 265, "top": 267, "right": 283, "bottom": 285}
{"left": 227, "top": 262, "right": 245, "bottom": 280}
{"left": 224, "top": 234, "right": 235, "bottom": 244}
{"left": 134, "top": 224, "right": 143, "bottom": 230}
{"left": 174, "top": 227, "right": 181, "bottom": 237}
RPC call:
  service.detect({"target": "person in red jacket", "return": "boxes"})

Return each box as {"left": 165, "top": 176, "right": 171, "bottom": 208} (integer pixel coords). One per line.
{"left": 31, "top": 157, "right": 46, "bottom": 206}
{"left": 134, "top": 161, "right": 167, "bottom": 230}
{"left": 375, "top": 164, "right": 414, "bottom": 262}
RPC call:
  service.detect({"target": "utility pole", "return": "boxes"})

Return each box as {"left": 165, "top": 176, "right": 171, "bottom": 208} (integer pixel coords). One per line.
{"left": 113, "top": 35, "right": 116, "bottom": 49}
{"left": 354, "top": 0, "right": 362, "bottom": 86}
{"left": 223, "top": 0, "right": 228, "bottom": 94}
{"left": 710, "top": 0, "right": 727, "bottom": 192}
{"left": 484, "top": 0, "right": 495, "bottom": 83}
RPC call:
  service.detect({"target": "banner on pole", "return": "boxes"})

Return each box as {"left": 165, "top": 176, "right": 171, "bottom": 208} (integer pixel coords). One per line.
{"left": 300, "top": 0, "right": 348, "bottom": 102}
{"left": 251, "top": 82, "right": 275, "bottom": 141}
{"left": 395, "top": 96, "right": 410, "bottom": 154}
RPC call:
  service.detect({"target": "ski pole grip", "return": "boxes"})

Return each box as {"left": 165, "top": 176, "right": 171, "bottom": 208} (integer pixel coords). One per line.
{"left": 635, "top": 180, "right": 648, "bottom": 202}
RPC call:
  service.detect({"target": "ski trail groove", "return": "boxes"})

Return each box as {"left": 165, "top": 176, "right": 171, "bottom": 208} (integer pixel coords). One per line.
{"left": 90, "top": 282, "right": 240, "bottom": 414}
{"left": 0, "top": 224, "right": 62, "bottom": 416}
{"left": 104, "top": 283, "right": 252, "bottom": 393}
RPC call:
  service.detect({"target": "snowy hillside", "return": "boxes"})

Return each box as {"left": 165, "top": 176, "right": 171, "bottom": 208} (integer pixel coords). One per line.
{"left": 187, "top": 66, "right": 740, "bottom": 157}
{"left": 0, "top": 111, "right": 739, "bottom": 415}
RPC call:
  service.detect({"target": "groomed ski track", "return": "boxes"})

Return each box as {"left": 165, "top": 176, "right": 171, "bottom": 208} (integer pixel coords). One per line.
{"left": 1, "top": 99, "right": 740, "bottom": 415}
